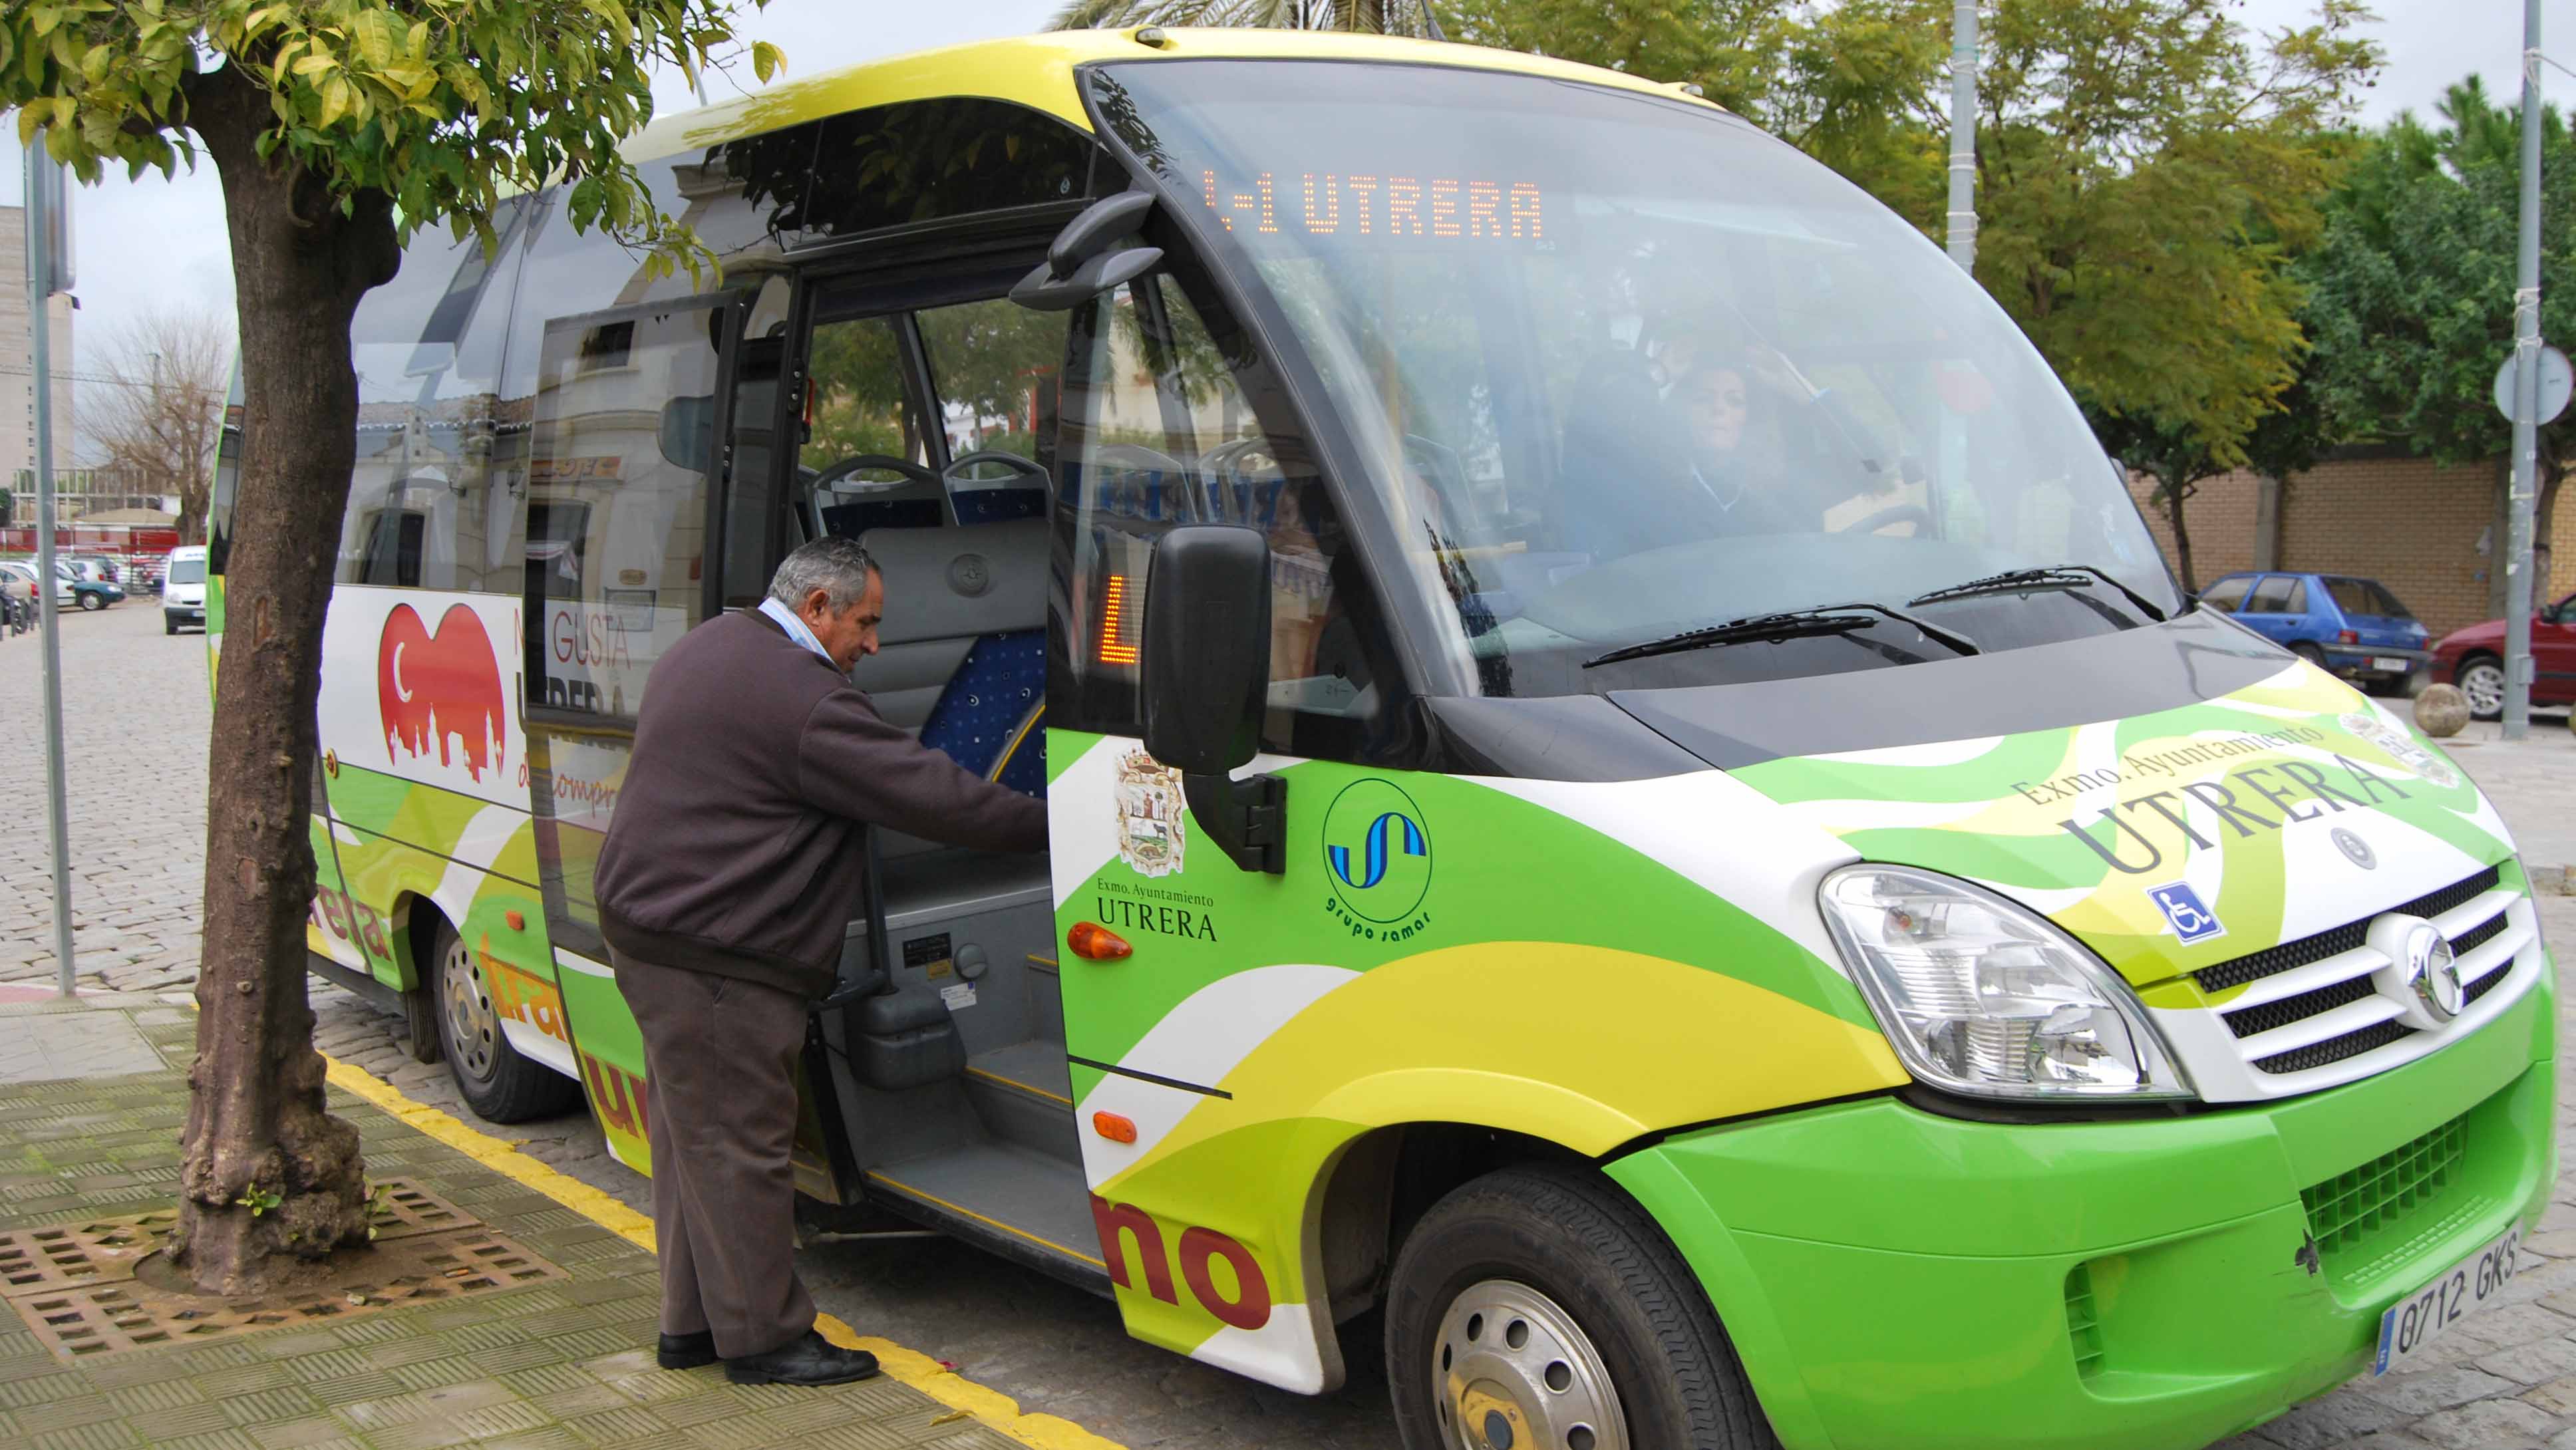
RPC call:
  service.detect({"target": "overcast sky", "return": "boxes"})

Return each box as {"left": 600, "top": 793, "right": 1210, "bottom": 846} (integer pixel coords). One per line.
{"left": 1, "top": 0, "right": 2555, "bottom": 459}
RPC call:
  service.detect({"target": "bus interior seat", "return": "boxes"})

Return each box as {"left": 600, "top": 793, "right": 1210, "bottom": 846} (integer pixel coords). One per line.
{"left": 811, "top": 456, "right": 951, "bottom": 541}
{"left": 846, "top": 518, "right": 1046, "bottom": 739}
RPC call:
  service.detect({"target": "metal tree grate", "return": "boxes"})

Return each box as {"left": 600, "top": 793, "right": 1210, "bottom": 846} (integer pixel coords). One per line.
{"left": 0, "top": 1180, "right": 565, "bottom": 1359}
{"left": 7, "top": 1227, "right": 568, "bottom": 1359}
{"left": 367, "top": 1181, "right": 478, "bottom": 1241}
{"left": 0, "top": 1211, "right": 178, "bottom": 1295}
{"left": 0, "top": 1178, "right": 470, "bottom": 1302}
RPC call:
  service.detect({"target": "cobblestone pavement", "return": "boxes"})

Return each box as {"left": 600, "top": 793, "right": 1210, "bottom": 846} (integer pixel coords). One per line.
{"left": 19, "top": 598, "right": 2576, "bottom": 1447}
{"left": 0, "top": 598, "right": 208, "bottom": 993}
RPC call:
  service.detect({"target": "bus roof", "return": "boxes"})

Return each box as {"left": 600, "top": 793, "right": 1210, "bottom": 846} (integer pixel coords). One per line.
{"left": 623, "top": 28, "right": 1716, "bottom": 164}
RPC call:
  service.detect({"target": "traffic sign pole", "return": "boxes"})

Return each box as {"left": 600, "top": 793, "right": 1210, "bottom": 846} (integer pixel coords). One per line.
{"left": 22, "top": 140, "right": 79, "bottom": 997}
{"left": 2505, "top": 0, "right": 2545, "bottom": 741}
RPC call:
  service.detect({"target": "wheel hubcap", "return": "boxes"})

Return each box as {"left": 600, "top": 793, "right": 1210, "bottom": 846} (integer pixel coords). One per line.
{"left": 2464, "top": 663, "right": 2505, "bottom": 715}
{"left": 441, "top": 935, "right": 500, "bottom": 1082}
{"left": 1432, "top": 1280, "right": 1627, "bottom": 1450}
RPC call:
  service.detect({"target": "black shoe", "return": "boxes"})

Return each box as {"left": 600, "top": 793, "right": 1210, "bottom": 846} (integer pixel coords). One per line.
{"left": 656, "top": 1330, "right": 718, "bottom": 1370}
{"left": 724, "top": 1329, "right": 881, "bottom": 1387}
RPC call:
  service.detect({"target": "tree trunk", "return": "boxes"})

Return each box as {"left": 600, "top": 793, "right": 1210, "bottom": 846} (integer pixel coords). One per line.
{"left": 169, "top": 67, "right": 402, "bottom": 1297}
{"left": 2161, "top": 473, "right": 2196, "bottom": 593}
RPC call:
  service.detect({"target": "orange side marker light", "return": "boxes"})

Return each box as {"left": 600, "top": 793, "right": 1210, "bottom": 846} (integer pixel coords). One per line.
{"left": 1068, "top": 922, "right": 1132, "bottom": 961}
{"left": 504, "top": 910, "right": 526, "bottom": 931}
{"left": 1092, "top": 1111, "right": 1138, "bottom": 1143}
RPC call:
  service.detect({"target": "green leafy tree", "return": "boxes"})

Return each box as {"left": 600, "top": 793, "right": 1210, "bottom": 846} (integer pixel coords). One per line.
{"left": 2095, "top": 360, "right": 2334, "bottom": 589}
{"left": 2, "top": 0, "right": 778, "bottom": 1297}
{"left": 1963, "top": 0, "right": 2373, "bottom": 589}
{"left": 2301, "top": 78, "right": 2576, "bottom": 599}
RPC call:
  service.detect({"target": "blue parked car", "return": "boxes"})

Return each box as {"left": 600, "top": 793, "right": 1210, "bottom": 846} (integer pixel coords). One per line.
{"left": 2197, "top": 571, "right": 2432, "bottom": 692}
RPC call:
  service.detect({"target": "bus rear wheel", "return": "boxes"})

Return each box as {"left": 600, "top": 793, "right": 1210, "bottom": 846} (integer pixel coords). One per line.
{"left": 1386, "top": 1165, "right": 1778, "bottom": 1450}
{"left": 429, "top": 917, "right": 580, "bottom": 1122}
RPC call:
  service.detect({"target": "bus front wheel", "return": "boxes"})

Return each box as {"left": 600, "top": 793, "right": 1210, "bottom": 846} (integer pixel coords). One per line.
{"left": 1386, "top": 1165, "right": 1779, "bottom": 1450}
{"left": 430, "top": 918, "right": 580, "bottom": 1122}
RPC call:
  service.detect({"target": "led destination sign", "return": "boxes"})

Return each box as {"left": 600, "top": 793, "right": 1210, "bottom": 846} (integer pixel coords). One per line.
{"left": 1199, "top": 170, "right": 1544, "bottom": 242}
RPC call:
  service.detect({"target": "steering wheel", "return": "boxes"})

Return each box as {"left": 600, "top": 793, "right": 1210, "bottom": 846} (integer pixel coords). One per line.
{"left": 1840, "top": 502, "right": 1931, "bottom": 537}
{"left": 943, "top": 450, "right": 1048, "bottom": 484}
{"left": 813, "top": 453, "right": 941, "bottom": 492}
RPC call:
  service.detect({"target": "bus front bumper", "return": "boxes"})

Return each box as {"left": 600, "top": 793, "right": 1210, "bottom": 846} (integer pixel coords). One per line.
{"left": 1607, "top": 970, "right": 2555, "bottom": 1450}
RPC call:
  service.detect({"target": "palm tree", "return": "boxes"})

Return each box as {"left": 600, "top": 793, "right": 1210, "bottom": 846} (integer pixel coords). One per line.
{"left": 1047, "top": 0, "right": 1442, "bottom": 38}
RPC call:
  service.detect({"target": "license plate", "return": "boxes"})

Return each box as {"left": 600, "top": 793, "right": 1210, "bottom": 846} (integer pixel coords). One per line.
{"left": 2374, "top": 1227, "right": 2522, "bottom": 1374}
{"left": 2371, "top": 655, "right": 2409, "bottom": 672}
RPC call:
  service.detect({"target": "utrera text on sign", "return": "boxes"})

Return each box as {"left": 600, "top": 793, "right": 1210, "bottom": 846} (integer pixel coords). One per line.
{"left": 1200, "top": 170, "right": 1543, "bottom": 241}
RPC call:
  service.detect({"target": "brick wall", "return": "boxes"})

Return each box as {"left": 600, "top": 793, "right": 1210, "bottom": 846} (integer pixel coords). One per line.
{"left": 2130, "top": 456, "right": 2576, "bottom": 641}
{"left": 2128, "top": 470, "right": 2261, "bottom": 589}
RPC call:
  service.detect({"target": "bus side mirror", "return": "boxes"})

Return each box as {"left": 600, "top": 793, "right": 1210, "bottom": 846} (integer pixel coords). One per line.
{"left": 1142, "top": 525, "right": 1287, "bottom": 873}
{"left": 1013, "top": 191, "right": 1162, "bottom": 311}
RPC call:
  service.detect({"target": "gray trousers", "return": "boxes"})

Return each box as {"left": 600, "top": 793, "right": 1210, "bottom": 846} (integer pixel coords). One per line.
{"left": 611, "top": 949, "right": 816, "bottom": 1359}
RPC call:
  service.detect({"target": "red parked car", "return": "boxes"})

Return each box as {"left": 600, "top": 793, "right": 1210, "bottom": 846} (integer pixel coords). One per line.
{"left": 2431, "top": 589, "right": 2576, "bottom": 719}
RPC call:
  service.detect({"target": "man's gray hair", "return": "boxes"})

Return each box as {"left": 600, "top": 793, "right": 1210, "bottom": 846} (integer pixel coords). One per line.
{"left": 768, "top": 537, "right": 879, "bottom": 612}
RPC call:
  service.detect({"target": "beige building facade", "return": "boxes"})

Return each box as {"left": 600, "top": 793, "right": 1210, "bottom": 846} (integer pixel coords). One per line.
{"left": 2130, "top": 450, "right": 2576, "bottom": 641}
{"left": 1, "top": 203, "right": 78, "bottom": 497}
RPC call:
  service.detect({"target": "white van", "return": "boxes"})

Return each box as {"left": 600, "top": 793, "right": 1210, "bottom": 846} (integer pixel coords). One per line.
{"left": 162, "top": 546, "right": 209, "bottom": 635}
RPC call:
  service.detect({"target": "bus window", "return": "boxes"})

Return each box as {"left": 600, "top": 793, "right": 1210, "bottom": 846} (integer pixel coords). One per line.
{"left": 337, "top": 196, "right": 532, "bottom": 592}
{"left": 917, "top": 295, "right": 1061, "bottom": 523}
{"left": 803, "top": 312, "right": 943, "bottom": 537}
{"left": 1057, "top": 272, "right": 1378, "bottom": 752}
{"left": 1102, "top": 60, "right": 2181, "bottom": 696}
{"left": 355, "top": 509, "right": 426, "bottom": 587}
{"left": 524, "top": 301, "right": 729, "bottom": 720}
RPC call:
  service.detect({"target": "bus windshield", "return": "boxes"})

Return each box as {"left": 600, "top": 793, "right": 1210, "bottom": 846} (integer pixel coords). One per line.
{"left": 1097, "top": 61, "right": 2178, "bottom": 697}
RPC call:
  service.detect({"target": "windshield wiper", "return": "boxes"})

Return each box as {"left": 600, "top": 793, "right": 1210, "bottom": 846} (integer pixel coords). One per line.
{"left": 1583, "top": 602, "right": 1981, "bottom": 670}
{"left": 1907, "top": 565, "right": 2170, "bottom": 623}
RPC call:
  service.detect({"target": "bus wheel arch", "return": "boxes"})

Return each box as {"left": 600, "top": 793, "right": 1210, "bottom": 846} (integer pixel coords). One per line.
{"left": 413, "top": 905, "right": 579, "bottom": 1123}
{"left": 1313, "top": 1123, "right": 1812, "bottom": 1450}
{"left": 1381, "top": 1160, "right": 1782, "bottom": 1450}
{"left": 391, "top": 897, "right": 443, "bottom": 1064}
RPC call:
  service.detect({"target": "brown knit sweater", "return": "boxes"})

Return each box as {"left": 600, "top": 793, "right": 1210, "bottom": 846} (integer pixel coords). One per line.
{"left": 595, "top": 609, "right": 1045, "bottom": 997}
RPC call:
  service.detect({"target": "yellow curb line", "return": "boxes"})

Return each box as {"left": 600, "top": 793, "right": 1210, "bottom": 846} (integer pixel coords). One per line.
{"left": 319, "top": 1052, "right": 1130, "bottom": 1450}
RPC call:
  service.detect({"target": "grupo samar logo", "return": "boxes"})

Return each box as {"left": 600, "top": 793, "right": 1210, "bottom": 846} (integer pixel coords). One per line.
{"left": 1323, "top": 778, "right": 1432, "bottom": 925}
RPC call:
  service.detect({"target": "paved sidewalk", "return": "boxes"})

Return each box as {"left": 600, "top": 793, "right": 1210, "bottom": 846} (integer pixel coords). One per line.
{"left": 0, "top": 994, "right": 1089, "bottom": 1450}
{"left": 0, "top": 603, "right": 210, "bottom": 993}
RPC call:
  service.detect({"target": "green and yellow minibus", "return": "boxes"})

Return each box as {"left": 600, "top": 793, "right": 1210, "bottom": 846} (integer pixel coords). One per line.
{"left": 206, "top": 28, "right": 2555, "bottom": 1450}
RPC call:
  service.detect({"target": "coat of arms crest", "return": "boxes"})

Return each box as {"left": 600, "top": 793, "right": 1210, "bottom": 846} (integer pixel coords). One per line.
{"left": 1114, "top": 748, "right": 1188, "bottom": 877}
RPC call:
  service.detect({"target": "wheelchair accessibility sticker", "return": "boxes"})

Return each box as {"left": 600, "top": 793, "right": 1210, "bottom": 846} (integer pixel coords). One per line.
{"left": 2148, "top": 882, "right": 2226, "bottom": 944}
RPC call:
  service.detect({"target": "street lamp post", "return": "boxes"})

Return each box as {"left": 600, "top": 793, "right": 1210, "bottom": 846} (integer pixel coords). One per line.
{"left": 22, "top": 140, "right": 80, "bottom": 998}
{"left": 1946, "top": 0, "right": 1978, "bottom": 271}
{"left": 2504, "top": 0, "right": 2546, "bottom": 740}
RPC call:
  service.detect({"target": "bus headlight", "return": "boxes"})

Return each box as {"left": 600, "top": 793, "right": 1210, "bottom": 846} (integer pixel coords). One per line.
{"left": 1820, "top": 865, "right": 2193, "bottom": 1101}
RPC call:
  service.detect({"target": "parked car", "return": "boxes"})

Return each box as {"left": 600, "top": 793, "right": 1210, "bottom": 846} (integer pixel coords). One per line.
{"left": 2197, "top": 571, "right": 2432, "bottom": 692}
{"left": 0, "top": 558, "right": 72, "bottom": 611}
{"left": 162, "top": 545, "right": 209, "bottom": 635}
{"left": 2431, "top": 589, "right": 2576, "bottom": 720}
{"left": 56, "top": 561, "right": 125, "bottom": 611}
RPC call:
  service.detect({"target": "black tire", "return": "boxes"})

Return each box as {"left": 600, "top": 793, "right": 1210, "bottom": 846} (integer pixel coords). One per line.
{"left": 428, "top": 916, "right": 581, "bottom": 1121}
{"left": 2458, "top": 654, "right": 2508, "bottom": 722}
{"left": 163, "top": 615, "right": 178, "bottom": 635}
{"left": 2290, "top": 641, "right": 2326, "bottom": 667}
{"left": 1386, "top": 1165, "right": 1780, "bottom": 1450}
